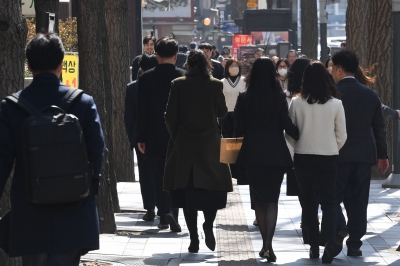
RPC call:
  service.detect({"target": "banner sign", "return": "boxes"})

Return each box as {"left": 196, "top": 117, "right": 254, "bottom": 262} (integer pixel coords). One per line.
{"left": 232, "top": 35, "right": 253, "bottom": 59}
{"left": 22, "top": 0, "right": 35, "bottom": 16}
{"left": 62, "top": 54, "right": 79, "bottom": 88}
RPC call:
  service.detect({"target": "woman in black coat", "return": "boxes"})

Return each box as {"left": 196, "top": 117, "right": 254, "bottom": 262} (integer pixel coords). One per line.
{"left": 234, "top": 58, "right": 299, "bottom": 262}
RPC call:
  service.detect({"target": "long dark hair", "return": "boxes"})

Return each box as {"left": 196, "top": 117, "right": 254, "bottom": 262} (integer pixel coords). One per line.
{"left": 186, "top": 50, "right": 213, "bottom": 76}
{"left": 243, "top": 58, "right": 285, "bottom": 123}
{"left": 301, "top": 61, "right": 338, "bottom": 104}
{"left": 287, "top": 58, "right": 310, "bottom": 97}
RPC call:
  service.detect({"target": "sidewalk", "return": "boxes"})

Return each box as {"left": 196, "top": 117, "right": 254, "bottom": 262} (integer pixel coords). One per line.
{"left": 83, "top": 177, "right": 400, "bottom": 265}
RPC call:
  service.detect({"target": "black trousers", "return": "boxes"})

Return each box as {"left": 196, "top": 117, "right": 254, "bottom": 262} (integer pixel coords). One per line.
{"left": 294, "top": 154, "right": 337, "bottom": 246}
{"left": 135, "top": 146, "right": 155, "bottom": 210}
{"left": 22, "top": 250, "right": 81, "bottom": 266}
{"left": 149, "top": 155, "right": 174, "bottom": 221}
{"left": 335, "top": 162, "right": 372, "bottom": 250}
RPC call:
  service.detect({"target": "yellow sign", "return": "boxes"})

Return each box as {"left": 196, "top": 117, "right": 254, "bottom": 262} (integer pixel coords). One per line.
{"left": 247, "top": 0, "right": 258, "bottom": 8}
{"left": 62, "top": 54, "right": 79, "bottom": 88}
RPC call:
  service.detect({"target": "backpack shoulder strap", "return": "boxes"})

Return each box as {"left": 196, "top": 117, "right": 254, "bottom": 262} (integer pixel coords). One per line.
{"left": 59, "top": 89, "right": 84, "bottom": 113}
{"left": 5, "top": 93, "right": 39, "bottom": 116}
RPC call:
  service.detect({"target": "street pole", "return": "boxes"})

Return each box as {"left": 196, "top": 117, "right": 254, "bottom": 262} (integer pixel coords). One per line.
{"left": 290, "top": 0, "right": 298, "bottom": 51}
{"left": 319, "top": 0, "right": 328, "bottom": 63}
{"left": 383, "top": 0, "right": 400, "bottom": 189}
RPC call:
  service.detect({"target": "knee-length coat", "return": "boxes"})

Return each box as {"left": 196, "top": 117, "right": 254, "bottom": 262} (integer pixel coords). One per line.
{"left": 163, "top": 68, "right": 233, "bottom": 192}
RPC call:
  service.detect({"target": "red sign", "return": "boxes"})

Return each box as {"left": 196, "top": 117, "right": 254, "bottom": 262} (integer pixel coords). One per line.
{"left": 232, "top": 35, "right": 253, "bottom": 59}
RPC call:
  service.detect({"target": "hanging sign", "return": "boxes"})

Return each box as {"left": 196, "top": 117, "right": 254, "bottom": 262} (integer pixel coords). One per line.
{"left": 232, "top": 35, "right": 253, "bottom": 59}
{"left": 62, "top": 53, "right": 79, "bottom": 88}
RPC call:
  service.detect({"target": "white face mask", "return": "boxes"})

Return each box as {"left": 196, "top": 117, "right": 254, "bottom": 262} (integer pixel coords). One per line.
{"left": 328, "top": 67, "right": 332, "bottom": 74}
{"left": 278, "top": 68, "right": 287, "bottom": 77}
{"left": 229, "top": 66, "right": 239, "bottom": 76}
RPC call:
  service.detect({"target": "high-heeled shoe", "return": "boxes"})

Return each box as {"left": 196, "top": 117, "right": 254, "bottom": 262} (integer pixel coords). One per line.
{"left": 309, "top": 246, "right": 320, "bottom": 258}
{"left": 258, "top": 245, "right": 277, "bottom": 262}
{"left": 322, "top": 242, "right": 334, "bottom": 264}
{"left": 203, "top": 223, "right": 216, "bottom": 251}
{"left": 188, "top": 238, "right": 199, "bottom": 253}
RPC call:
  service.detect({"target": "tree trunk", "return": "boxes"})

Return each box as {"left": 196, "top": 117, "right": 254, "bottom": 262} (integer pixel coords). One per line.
{"left": 300, "top": 0, "right": 318, "bottom": 59}
{"left": 0, "top": 0, "right": 27, "bottom": 264}
{"left": 346, "top": 0, "right": 393, "bottom": 179}
{"left": 77, "top": 0, "right": 117, "bottom": 233}
{"left": 34, "top": 0, "right": 59, "bottom": 33}
{"left": 105, "top": 0, "right": 134, "bottom": 186}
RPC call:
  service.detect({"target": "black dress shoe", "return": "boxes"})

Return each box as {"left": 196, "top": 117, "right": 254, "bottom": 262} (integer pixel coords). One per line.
{"left": 165, "top": 212, "right": 181, "bottom": 232}
{"left": 347, "top": 249, "right": 362, "bottom": 256}
{"left": 188, "top": 239, "right": 200, "bottom": 253}
{"left": 333, "top": 226, "right": 349, "bottom": 257}
{"left": 203, "top": 223, "right": 216, "bottom": 251}
{"left": 253, "top": 219, "right": 258, "bottom": 226}
{"left": 322, "top": 242, "right": 334, "bottom": 264}
{"left": 142, "top": 210, "right": 155, "bottom": 221}
{"left": 309, "top": 246, "right": 320, "bottom": 258}
{"left": 258, "top": 245, "right": 276, "bottom": 262}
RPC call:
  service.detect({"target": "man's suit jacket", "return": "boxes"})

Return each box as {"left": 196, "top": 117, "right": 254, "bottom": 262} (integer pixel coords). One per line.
{"left": 137, "top": 64, "right": 186, "bottom": 157}
{"left": 336, "top": 78, "right": 387, "bottom": 164}
{"left": 211, "top": 59, "right": 224, "bottom": 80}
{"left": 124, "top": 80, "right": 139, "bottom": 150}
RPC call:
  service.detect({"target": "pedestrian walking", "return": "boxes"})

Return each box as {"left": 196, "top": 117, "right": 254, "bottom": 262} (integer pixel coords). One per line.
{"left": 137, "top": 36, "right": 185, "bottom": 232}
{"left": 234, "top": 58, "right": 299, "bottom": 262}
{"left": 286, "top": 50, "right": 298, "bottom": 66}
{"left": 131, "top": 35, "right": 156, "bottom": 81}
{"left": 164, "top": 50, "right": 233, "bottom": 253}
{"left": 0, "top": 33, "right": 105, "bottom": 265}
{"left": 330, "top": 51, "right": 389, "bottom": 257}
{"left": 199, "top": 43, "right": 224, "bottom": 80}
{"left": 286, "top": 62, "right": 347, "bottom": 264}
{"left": 176, "top": 45, "right": 188, "bottom": 70}
{"left": 124, "top": 53, "right": 158, "bottom": 221}
{"left": 276, "top": 58, "right": 290, "bottom": 91}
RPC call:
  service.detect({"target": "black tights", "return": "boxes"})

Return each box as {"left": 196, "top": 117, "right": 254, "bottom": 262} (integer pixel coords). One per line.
{"left": 254, "top": 200, "right": 278, "bottom": 248}
{"left": 183, "top": 208, "right": 217, "bottom": 240}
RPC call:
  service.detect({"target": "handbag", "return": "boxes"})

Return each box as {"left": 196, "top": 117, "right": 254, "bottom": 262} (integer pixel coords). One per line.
{"left": 220, "top": 137, "right": 243, "bottom": 164}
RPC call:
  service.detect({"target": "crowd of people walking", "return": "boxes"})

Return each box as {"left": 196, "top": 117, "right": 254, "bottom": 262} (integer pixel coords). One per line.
{"left": 123, "top": 35, "right": 396, "bottom": 264}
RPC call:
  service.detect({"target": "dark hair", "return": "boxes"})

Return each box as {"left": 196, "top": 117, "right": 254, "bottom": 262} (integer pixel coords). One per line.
{"left": 224, "top": 58, "right": 241, "bottom": 78}
{"left": 255, "top": 48, "right": 264, "bottom": 54}
{"left": 286, "top": 50, "right": 297, "bottom": 58}
{"left": 189, "top": 42, "right": 196, "bottom": 49}
{"left": 221, "top": 49, "right": 230, "bottom": 56}
{"left": 198, "top": 42, "right": 212, "bottom": 51}
{"left": 26, "top": 33, "right": 65, "bottom": 73}
{"left": 155, "top": 36, "right": 178, "bottom": 58}
{"left": 244, "top": 58, "right": 286, "bottom": 124}
{"left": 139, "top": 53, "right": 158, "bottom": 71}
{"left": 325, "top": 56, "right": 332, "bottom": 68}
{"left": 301, "top": 61, "right": 338, "bottom": 104}
{"left": 179, "top": 45, "right": 188, "bottom": 53}
{"left": 340, "top": 42, "right": 347, "bottom": 47}
{"left": 143, "top": 35, "right": 156, "bottom": 45}
{"left": 354, "top": 64, "right": 376, "bottom": 87}
{"left": 331, "top": 50, "right": 359, "bottom": 74}
{"left": 186, "top": 50, "right": 213, "bottom": 76}
{"left": 275, "top": 58, "right": 290, "bottom": 71}
{"left": 287, "top": 58, "right": 310, "bottom": 97}
{"left": 212, "top": 45, "right": 216, "bottom": 49}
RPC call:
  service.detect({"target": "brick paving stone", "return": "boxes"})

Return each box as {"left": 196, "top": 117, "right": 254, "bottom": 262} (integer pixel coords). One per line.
{"left": 216, "top": 179, "right": 257, "bottom": 266}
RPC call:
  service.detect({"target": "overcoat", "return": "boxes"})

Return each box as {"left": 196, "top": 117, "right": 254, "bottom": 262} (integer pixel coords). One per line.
{"left": 163, "top": 68, "right": 233, "bottom": 192}
{"left": 0, "top": 73, "right": 105, "bottom": 257}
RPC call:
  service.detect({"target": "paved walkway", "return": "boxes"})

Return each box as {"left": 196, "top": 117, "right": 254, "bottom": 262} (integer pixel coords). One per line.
{"left": 83, "top": 171, "right": 400, "bottom": 265}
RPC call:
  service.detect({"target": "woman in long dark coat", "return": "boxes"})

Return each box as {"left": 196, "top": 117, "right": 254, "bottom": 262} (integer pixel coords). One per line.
{"left": 234, "top": 58, "right": 299, "bottom": 262}
{"left": 164, "top": 50, "right": 233, "bottom": 253}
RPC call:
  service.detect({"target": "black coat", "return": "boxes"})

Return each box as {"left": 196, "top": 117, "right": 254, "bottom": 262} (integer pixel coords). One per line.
{"left": 0, "top": 73, "right": 105, "bottom": 257}
{"left": 176, "top": 53, "right": 188, "bottom": 70}
{"left": 234, "top": 91, "right": 299, "bottom": 168}
{"left": 382, "top": 104, "right": 399, "bottom": 120}
{"left": 124, "top": 80, "right": 139, "bottom": 150}
{"left": 336, "top": 78, "right": 388, "bottom": 164}
{"left": 211, "top": 59, "right": 224, "bottom": 80}
{"left": 131, "top": 55, "right": 141, "bottom": 82}
{"left": 137, "top": 64, "right": 186, "bottom": 157}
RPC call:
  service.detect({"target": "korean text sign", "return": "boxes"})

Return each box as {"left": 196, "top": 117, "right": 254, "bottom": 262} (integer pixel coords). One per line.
{"left": 232, "top": 35, "right": 253, "bottom": 59}
{"left": 62, "top": 54, "right": 79, "bottom": 88}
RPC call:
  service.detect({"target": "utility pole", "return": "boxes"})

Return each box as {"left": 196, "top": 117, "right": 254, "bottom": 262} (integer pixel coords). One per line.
{"left": 290, "top": 0, "right": 298, "bottom": 51}
{"left": 383, "top": 0, "right": 400, "bottom": 189}
{"left": 319, "top": 0, "right": 328, "bottom": 62}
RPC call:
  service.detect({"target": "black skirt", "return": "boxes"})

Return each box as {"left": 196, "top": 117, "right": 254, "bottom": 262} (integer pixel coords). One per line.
{"left": 246, "top": 166, "right": 288, "bottom": 204}
{"left": 170, "top": 169, "right": 227, "bottom": 211}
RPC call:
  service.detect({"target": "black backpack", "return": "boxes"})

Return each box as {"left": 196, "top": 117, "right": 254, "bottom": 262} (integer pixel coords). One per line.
{"left": 5, "top": 89, "right": 91, "bottom": 204}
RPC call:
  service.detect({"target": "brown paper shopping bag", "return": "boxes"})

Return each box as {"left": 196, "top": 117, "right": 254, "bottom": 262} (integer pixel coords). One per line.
{"left": 220, "top": 137, "right": 243, "bottom": 164}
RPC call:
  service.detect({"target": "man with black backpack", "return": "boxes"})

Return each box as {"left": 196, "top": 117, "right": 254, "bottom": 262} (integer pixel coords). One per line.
{"left": 0, "top": 33, "right": 105, "bottom": 265}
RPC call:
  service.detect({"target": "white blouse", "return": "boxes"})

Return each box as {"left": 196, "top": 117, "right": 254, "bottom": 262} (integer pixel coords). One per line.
{"left": 221, "top": 76, "right": 246, "bottom": 112}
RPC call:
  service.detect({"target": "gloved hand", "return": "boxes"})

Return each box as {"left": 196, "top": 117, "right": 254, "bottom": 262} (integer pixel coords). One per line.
{"left": 91, "top": 178, "right": 100, "bottom": 197}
